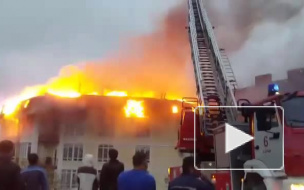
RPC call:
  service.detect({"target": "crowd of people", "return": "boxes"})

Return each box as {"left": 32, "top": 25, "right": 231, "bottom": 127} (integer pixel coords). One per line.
{"left": 0, "top": 139, "right": 214, "bottom": 190}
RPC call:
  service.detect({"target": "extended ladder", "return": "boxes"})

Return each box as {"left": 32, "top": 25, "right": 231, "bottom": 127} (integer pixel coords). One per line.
{"left": 188, "top": 0, "right": 238, "bottom": 134}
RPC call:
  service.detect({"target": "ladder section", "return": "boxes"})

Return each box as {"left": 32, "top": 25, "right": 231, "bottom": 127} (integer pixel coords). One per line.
{"left": 193, "top": 5, "right": 218, "bottom": 103}
{"left": 188, "top": 0, "right": 238, "bottom": 134}
{"left": 220, "top": 49, "right": 238, "bottom": 90}
{"left": 188, "top": 0, "right": 227, "bottom": 134}
{"left": 195, "top": 0, "right": 238, "bottom": 119}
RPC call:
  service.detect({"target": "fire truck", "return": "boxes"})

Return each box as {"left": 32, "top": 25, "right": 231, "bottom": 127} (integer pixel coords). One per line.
{"left": 168, "top": 0, "right": 304, "bottom": 189}
{"left": 171, "top": 88, "right": 304, "bottom": 190}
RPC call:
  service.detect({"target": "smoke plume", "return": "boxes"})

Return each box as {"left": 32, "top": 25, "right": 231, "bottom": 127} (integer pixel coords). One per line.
{"left": 1, "top": 1, "right": 196, "bottom": 109}
{"left": 204, "top": 0, "right": 304, "bottom": 87}
{"left": 78, "top": 1, "right": 195, "bottom": 98}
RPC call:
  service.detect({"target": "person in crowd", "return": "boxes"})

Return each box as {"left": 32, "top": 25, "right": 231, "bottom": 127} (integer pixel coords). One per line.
{"left": 21, "top": 153, "right": 49, "bottom": 190}
{"left": 168, "top": 156, "right": 214, "bottom": 190}
{"left": 118, "top": 151, "right": 156, "bottom": 190}
{"left": 194, "top": 160, "right": 215, "bottom": 189}
{"left": 100, "top": 148, "right": 124, "bottom": 190}
{"left": 43, "top": 157, "right": 57, "bottom": 190}
{"left": 77, "top": 154, "right": 99, "bottom": 190}
{"left": 0, "top": 140, "right": 25, "bottom": 190}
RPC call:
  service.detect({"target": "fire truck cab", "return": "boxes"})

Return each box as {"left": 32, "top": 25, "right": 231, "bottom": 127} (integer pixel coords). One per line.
{"left": 172, "top": 85, "right": 304, "bottom": 190}
{"left": 239, "top": 90, "right": 304, "bottom": 190}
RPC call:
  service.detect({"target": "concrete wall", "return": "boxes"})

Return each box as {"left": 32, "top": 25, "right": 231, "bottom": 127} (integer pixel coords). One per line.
{"left": 235, "top": 67, "right": 304, "bottom": 102}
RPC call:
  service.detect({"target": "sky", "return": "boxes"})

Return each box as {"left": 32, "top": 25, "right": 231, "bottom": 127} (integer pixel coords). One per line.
{"left": 0, "top": 0, "right": 179, "bottom": 100}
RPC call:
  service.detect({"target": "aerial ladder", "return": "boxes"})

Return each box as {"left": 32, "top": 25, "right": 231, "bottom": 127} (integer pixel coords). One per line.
{"left": 175, "top": 0, "right": 242, "bottom": 185}
{"left": 176, "top": 0, "right": 238, "bottom": 157}
{"left": 187, "top": 0, "right": 238, "bottom": 133}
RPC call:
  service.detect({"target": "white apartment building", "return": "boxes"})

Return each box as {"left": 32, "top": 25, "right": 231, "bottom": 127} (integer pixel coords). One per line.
{"left": 0, "top": 95, "right": 185, "bottom": 190}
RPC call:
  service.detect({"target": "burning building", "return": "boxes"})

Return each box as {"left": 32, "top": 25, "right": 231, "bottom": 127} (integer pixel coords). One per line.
{"left": 0, "top": 95, "right": 184, "bottom": 189}
{"left": 0, "top": 2, "right": 195, "bottom": 189}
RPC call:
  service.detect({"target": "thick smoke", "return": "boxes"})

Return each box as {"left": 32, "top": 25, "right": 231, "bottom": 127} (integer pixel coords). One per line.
{"left": 204, "top": 0, "right": 304, "bottom": 87}
{"left": 0, "top": 1, "right": 196, "bottom": 108}
{"left": 31, "top": 1, "right": 195, "bottom": 99}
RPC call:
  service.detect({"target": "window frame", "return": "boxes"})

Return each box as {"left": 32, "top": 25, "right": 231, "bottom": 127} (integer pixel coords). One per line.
{"left": 63, "top": 144, "right": 83, "bottom": 161}
{"left": 135, "top": 124, "right": 151, "bottom": 137}
{"left": 63, "top": 122, "right": 85, "bottom": 137}
{"left": 256, "top": 102, "right": 280, "bottom": 131}
{"left": 281, "top": 96, "right": 304, "bottom": 127}
{"left": 97, "top": 144, "right": 114, "bottom": 162}
{"left": 98, "top": 116, "right": 116, "bottom": 137}
{"left": 61, "top": 169, "right": 78, "bottom": 189}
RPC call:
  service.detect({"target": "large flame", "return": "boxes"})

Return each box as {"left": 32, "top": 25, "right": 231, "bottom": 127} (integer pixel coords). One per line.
{"left": 124, "top": 100, "right": 145, "bottom": 118}
{"left": 0, "top": 2, "right": 195, "bottom": 119}
{"left": 105, "top": 91, "right": 128, "bottom": 97}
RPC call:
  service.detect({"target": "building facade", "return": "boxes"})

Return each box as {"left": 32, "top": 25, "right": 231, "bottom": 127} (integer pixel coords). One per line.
{"left": 1, "top": 96, "right": 184, "bottom": 190}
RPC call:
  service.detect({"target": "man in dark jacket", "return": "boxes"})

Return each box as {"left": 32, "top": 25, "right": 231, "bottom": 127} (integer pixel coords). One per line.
{"left": 168, "top": 156, "right": 214, "bottom": 190}
{"left": 0, "top": 140, "right": 25, "bottom": 190}
{"left": 21, "top": 153, "right": 49, "bottom": 190}
{"left": 100, "top": 149, "right": 124, "bottom": 190}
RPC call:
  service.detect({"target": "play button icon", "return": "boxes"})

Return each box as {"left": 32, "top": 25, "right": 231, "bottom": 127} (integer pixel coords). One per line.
{"left": 225, "top": 123, "right": 254, "bottom": 153}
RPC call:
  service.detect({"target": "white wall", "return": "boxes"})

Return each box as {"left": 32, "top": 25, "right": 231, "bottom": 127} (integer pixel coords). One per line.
{"left": 54, "top": 109, "right": 183, "bottom": 190}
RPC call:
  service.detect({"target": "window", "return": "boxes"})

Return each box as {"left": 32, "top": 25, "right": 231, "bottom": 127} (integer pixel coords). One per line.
{"left": 63, "top": 122, "right": 85, "bottom": 137}
{"left": 135, "top": 124, "right": 150, "bottom": 137}
{"left": 61, "top": 110, "right": 86, "bottom": 137}
{"left": 282, "top": 97, "right": 304, "bottom": 127}
{"left": 256, "top": 107, "right": 279, "bottom": 131}
{"left": 98, "top": 126, "right": 115, "bottom": 137}
{"left": 135, "top": 145, "right": 150, "bottom": 161}
{"left": 19, "top": 142, "right": 31, "bottom": 158}
{"left": 98, "top": 116, "right": 115, "bottom": 137}
{"left": 98, "top": 144, "right": 113, "bottom": 162}
{"left": 63, "top": 144, "right": 83, "bottom": 161}
{"left": 61, "top": 169, "right": 77, "bottom": 190}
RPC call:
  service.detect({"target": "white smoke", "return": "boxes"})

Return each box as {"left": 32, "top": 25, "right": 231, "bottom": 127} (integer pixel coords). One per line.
{"left": 204, "top": 0, "right": 304, "bottom": 87}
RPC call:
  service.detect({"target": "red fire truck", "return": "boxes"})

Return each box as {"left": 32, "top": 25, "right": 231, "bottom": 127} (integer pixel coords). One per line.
{"left": 169, "top": 88, "right": 304, "bottom": 190}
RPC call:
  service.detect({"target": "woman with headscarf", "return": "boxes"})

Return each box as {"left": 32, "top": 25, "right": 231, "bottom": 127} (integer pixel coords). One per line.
{"left": 76, "top": 154, "right": 99, "bottom": 190}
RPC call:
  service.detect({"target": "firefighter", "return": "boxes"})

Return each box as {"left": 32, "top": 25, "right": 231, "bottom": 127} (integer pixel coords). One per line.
{"left": 194, "top": 160, "right": 215, "bottom": 189}
{"left": 168, "top": 156, "right": 214, "bottom": 190}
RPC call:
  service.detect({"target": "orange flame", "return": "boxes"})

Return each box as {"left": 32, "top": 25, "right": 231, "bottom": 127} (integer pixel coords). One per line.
{"left": 47, "top": 89, "right": 81, "bottom": 98}
{"left": 0, "top": 2, "right": 195, "bottom": 119}
{"left": 172, "top": 106, "right": 178, "bottom": 113}
{"left": 105, "top": 91, "right": 128, "bottom": 97}
{"left": 124, "top": 100, "right": 145, "bottom": 118}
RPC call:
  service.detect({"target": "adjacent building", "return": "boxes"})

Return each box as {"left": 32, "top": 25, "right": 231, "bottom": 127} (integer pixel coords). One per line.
{"left": 235, "top": 67, "right": 304, "bottom": 101}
